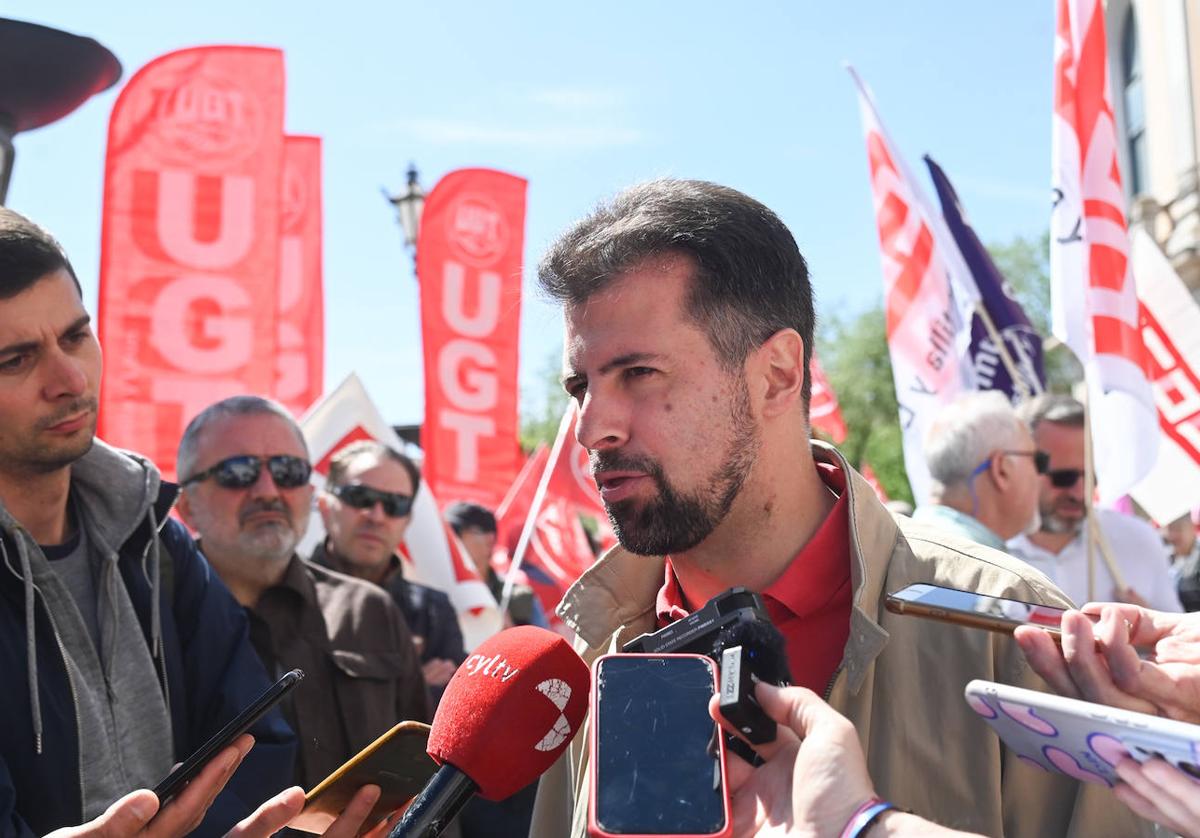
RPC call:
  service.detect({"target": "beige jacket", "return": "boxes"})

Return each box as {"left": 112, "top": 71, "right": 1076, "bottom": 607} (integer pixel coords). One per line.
{"left": 529, "top": 443, "right": 1151, "bottom": 837}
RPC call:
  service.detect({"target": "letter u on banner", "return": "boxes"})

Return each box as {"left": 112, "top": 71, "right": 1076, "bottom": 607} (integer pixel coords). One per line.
{"left": 417, "top": 168, "right": 526, "bottom": 509}
{"left": 97, "top": 47, "right": 286, "bottom": 479}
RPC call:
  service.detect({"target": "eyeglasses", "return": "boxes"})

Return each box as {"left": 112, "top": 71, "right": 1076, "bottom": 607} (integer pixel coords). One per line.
{"left": 970, "top": 449, "right": 1050, "bottom": 479}
{"left": 1046, "top": 468, "right": 1085, "bottom": 489}
{"left": 1002, "top": 450, "right": 1050, "bottom": 474}
{"left": 331, "top": 483, "right": 414, "bottom": 518}
{"left": 181, "top": 455, "right": 312, "bottom": 490}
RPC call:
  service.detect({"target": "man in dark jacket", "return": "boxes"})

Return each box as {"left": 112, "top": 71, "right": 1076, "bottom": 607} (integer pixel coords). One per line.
{"left": 0, "top": 208, "right": 295, "bottom": 837}
{"left": 311, "top": 440, "right": 466, "bottom": 705}
{"left": 176, "top": 397, "right": 430, "bottom": 790}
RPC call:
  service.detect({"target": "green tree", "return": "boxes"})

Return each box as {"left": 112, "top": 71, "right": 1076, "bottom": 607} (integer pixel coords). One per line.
{"left": 520, "top": 346, "right": 569, "bottom": 452}
{"left": 817, "top": 306, "right": 914, "bottom": 504}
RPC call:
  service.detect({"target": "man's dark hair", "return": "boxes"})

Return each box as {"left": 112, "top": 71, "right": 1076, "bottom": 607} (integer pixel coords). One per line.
{"left": 0, "top": 207, "right": 82, "bottom": 299}
{"left": 445, "top": 501, "right": 497, "bottom": 536}
{"left": 1016, "top": 394, "right": 1086, "bottom": 431}
{"left": 537, "top": 179, "right": 815, "bottom": 407}
{"left": 327, "top": 439, "right": 422, "bottom": 497}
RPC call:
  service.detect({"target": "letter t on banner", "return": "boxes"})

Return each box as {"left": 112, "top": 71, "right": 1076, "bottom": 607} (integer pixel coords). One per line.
{"left": 417, "top": 169, "right": 526, "bottom": 509}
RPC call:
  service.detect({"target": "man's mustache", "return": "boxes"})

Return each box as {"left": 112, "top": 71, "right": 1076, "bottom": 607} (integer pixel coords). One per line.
{"left": 240, "top": 499, "right": 291, "bottom": 526}
{"left": 37, "top": 398, "right": 98, "bottom": 431}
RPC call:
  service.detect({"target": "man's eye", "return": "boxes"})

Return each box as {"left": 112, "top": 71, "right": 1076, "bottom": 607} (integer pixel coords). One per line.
{"left": 63, "top": 329, "right": 90, "bottom": 346}
{"left": 0, "top": 354, "right": 29, "bottom": 373}
{"left": 625, "top": 366, "right": 655, "bottom": 379}
{"left": 565, "top": 381, "right": 587, "bottom": 401}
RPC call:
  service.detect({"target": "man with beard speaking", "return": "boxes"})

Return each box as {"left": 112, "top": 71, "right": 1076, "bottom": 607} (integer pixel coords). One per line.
{"left": 526, "top": 179, "right": 1150, "bottom": 837}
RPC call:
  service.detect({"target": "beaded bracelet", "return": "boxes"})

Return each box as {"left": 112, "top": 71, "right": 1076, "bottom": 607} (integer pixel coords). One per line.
{"left": 839, "top": 796, "right": 898, "bottom": 838}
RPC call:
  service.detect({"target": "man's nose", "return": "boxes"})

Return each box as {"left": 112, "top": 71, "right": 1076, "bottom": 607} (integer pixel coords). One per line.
{"left": 575, "top": 391, "right": 629, "bottom": 453}
{"left": 248, "top": 461, "right": 282, "bottom": 498}
{"left": 41, "top": 349, "right": 87, "bottom": 400}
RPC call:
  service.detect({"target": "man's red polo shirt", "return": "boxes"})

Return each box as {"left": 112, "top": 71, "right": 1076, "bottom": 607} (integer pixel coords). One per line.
{"left": 655, "top": 463, "right": 852, "bottom": 694}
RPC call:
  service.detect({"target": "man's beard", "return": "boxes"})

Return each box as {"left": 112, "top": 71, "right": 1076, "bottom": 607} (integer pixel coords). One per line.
{"left": 593, "top": 381, "right": 759, "bottom": 556}
{"left": 1039, "top": 502, "right": 1083, "bottom": 536}
{"left": 237, "top": 499, "right": 304, "bottom": 563}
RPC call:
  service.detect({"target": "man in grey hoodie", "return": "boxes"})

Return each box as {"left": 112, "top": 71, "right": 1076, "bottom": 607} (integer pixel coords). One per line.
{"left": 0, "top": 208, "right": 294, "bottom": 837}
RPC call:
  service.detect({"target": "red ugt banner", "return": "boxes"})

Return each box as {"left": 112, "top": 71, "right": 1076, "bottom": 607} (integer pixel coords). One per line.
{"left": 98, "top": 47, "right": 286, "bottom": 479}
{"left": 274, "top": 136, "right": 324, "bottom": 415}
{"left": 418, "top": 168, "right": 526, "bottom": 509}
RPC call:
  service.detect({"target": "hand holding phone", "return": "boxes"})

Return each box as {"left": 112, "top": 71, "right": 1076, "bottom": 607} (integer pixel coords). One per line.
{"left": 589, "top": 654, "right": 731, "bottom": 838}
{"left": 885, "top": 583, "right": 1088, "bottom": 640}
{"left": 153, "top": 668, "right": 303, "bottom": 805}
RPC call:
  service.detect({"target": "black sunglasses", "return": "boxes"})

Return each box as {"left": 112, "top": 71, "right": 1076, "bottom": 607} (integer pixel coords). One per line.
{"left": 1002, "top": 449, "right": 1050, "bottom": 475}
{"left": 1046, "top": 468, "right": 1085, "bottom": 489}
{"left": 331, "top": 483, "right": 414, "bottom": 518}
{"left": 971, "top": 449, "right": 1050, "bottom": 479}
{"left": 181, "top": 455, "right": 312, "bottom": 490}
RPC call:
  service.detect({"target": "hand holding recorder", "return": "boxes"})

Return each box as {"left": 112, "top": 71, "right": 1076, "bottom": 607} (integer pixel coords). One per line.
{"left": 709, "top": 683, "right": 974, "bottom": 838}
{"left": 1015, "top": 602, "right": 1200, "bottom": 725}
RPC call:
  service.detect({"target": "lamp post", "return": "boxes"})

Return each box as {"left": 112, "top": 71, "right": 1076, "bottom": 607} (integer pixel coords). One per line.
{"left": 384, "top": 162, "right": 426, "bottom": 260}
{"left": 0, "top": 18, "right": 121, "bottom": 205}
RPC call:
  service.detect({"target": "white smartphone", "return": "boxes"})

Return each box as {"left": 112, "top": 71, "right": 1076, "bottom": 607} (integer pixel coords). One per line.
{"left": 964, "top": 679, "right": 1200, "bottom": 787}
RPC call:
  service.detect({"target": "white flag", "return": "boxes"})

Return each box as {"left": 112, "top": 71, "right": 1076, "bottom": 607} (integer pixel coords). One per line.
{"left": 1129, "top": 229, "right": 1200, "bottom": 523}
{"left": 1051, "top": 0, "right": 1158, "bottom": 501}
{"left": 848, "top": 66, "right": 978, "bottom": 503}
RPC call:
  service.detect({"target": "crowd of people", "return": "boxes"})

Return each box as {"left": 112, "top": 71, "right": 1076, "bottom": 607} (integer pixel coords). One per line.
{"left": 2, "top": 175, "right": 1200, "bottom": 838}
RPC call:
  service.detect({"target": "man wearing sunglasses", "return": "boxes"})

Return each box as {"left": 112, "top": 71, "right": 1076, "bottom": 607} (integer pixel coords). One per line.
{"left": 914, "top": 392, "right": 1045, "bottom": 549}
{"left": 1007, "top": 395, "right": 1181, "bottom": 612}
{"left": 176, "top": 396, "right": 431, "bottom": 791}
{"left": 0, "top": 209, "right": 295, "bottom": 835}
{"left": 311, "top": 440, "right": 466, "bottom": 706}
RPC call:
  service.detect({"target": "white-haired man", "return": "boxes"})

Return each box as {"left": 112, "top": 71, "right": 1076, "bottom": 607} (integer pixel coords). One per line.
{"left": 914, "top": 391, "right": 1045, "bottom": 549}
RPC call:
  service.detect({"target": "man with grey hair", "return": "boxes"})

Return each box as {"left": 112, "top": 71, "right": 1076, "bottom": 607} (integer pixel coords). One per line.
{"left": 913, "top": 391, "right": 1045, "bottom": 549}
{"left": 1006, "top": 394, "right": 1181, "bottom": 611}
{"left": 177, "top": 395, "right": 429, "bottom": 791}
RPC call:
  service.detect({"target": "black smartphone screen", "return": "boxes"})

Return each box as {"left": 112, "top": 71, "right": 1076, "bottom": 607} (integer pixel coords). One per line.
{"left": 594, "top": 656, "right": 725, "bottom": 835}
{"left": 152, "top": 668, "right": 304, "bottom": 804}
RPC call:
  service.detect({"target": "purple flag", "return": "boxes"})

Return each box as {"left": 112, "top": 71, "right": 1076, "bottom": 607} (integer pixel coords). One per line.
{"left": 925, "top": 156, "right": 1046, "bottom": 401}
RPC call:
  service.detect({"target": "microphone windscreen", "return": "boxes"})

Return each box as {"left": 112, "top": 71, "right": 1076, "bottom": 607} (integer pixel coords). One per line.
{"left": 715, "top": 616, "right": 792, "bottom": 685}
{"left": 427, "top": 625, "right": 590, "bottom": 801}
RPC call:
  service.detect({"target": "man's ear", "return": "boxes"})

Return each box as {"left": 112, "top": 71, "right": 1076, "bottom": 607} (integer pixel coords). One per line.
{"left": 753, "top": 329, "right": 806, "bottom": 419}
{"left": 316, "top": 492, "right": 332, "bottom": 521}
{"left": 175, "top": 490, "right": 195, "bottom": 529}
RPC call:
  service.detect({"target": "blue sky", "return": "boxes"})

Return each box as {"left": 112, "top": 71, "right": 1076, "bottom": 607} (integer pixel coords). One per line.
{"left": 4, "top": 2, "right": 1054, "bottom": 426}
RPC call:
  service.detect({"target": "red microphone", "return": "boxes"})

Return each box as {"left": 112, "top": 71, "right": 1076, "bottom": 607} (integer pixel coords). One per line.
{"left": 389, "top": 625, "right": 590, "bottom": 837}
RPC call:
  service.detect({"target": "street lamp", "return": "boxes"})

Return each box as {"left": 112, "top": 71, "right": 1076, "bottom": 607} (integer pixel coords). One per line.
{"left": 384, "top": 162, "right": 425, "bottom": 252}
{"left": 0, "top": 18, "right": 121, "bottom": 205}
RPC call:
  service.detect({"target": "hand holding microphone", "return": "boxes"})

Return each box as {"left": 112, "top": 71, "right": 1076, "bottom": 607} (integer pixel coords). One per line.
{"left": 389, "top": 626, "right": 590, "bottom": 838}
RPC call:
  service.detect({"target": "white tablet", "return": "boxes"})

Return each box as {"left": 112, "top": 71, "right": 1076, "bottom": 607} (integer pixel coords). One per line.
{"left": 964, "top": 679, "right": 1200, "bottom": 787}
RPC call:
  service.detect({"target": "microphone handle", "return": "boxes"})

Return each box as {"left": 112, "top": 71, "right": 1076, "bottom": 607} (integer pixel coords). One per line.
{"left": 388, "top": 763, "right": 479, "bottom": 838}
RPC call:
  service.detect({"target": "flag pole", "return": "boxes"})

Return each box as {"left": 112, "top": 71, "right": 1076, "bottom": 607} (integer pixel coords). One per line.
{"left": 499, "top": 404, "right": 575, "bottom": 618}
{"left": 1081, "top": 394, "right": 1127, "bottom": 602}
{"left": 973, "top": 302, "right": 1034, "bottom": 403}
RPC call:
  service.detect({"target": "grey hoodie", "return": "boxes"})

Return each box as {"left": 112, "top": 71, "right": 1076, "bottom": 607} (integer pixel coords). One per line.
{"left": 0, "top": 441, "right": 174, "bottom": 818}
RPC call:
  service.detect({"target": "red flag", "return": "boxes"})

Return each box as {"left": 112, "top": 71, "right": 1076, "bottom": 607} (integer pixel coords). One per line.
{"left": 300, "top": 373, "right": 502, "bottom": 649}
{"left": 1051, "top": 0, "right": 1158, "bottom": 500}
{"left": 274, "top": 136, "right": 324, "bottom": 415}
{"left": 519, "top": 497, "right": 597, "bottom": 622}
{"left": 98, "top": 47, "right": 286, "bottom": 479}
{"left": 417, "top": 168, "right": 526, "bottom": 509}
{"left": 496, "top": 445, "right": 550, "bottom": 557}
{"left": 809, "top": 353, "right": 847, "bottom": 444}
